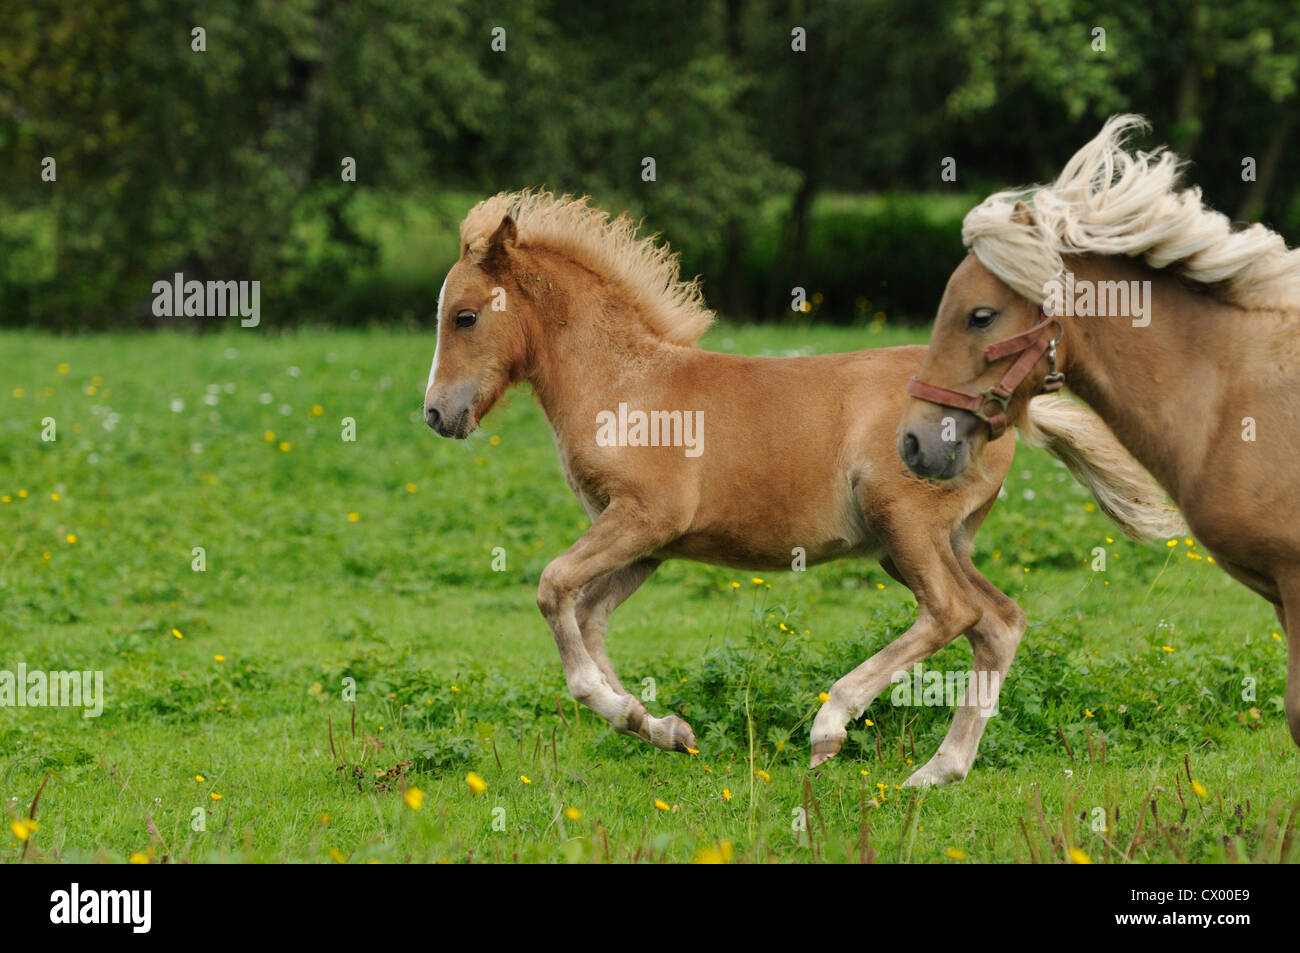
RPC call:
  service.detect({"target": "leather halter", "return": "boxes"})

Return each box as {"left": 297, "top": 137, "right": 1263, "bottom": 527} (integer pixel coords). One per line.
{"left": 907, "top": 310, "right": 1064, "bottom": 439}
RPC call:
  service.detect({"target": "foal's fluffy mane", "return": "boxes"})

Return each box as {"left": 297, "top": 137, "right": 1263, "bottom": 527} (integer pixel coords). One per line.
{"left": 460, "top": 190, "right": 714, "bottom": 345}
{"left": 963, "top": 114, "right": 1300, "bottom": 310}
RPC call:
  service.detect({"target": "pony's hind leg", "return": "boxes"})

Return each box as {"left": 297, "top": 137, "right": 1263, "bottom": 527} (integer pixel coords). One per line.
{"left": 538, "top": 505, "right": 696, "bottom": 753}
{"left": 809, "top": 528, "right": 981, "bottom": 768}
{"left": 903, "top": 551, "right": 1025, "bottom": 787}
{"left": 574, "top": 559, "right": 660, "bottom": 696}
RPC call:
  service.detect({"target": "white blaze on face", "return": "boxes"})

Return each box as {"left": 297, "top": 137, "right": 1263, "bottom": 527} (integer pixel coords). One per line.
{"left": 426, "top": 275, "right": 448, "bottom": 392}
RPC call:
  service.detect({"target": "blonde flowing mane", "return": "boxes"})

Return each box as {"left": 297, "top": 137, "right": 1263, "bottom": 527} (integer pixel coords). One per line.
{"left": 963, "top": 114, "right": 1300, "bottom": 310}
{"left": 460, "top": 190, "right": 714, "bottom": 345}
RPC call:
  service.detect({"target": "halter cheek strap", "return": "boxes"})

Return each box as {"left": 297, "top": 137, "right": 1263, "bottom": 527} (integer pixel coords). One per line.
{"left": 906, "top": 310, "right": 1064, "bottom": 439}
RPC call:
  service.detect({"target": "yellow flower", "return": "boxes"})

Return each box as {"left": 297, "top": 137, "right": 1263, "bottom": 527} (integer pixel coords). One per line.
{"left": 751, "top": 577, "right": 764, "bottom": 585}
{"left": 210, "top": 792, "right": 222, "bottom": 801}
{"left": 945, "top": 847, "right": 967, "bottom": 860}
{"left": 347, "top": 512, "right": 359, "bottom": 522}
{"left": 214, "top": 655, "right": 224, "bottom": 662}
{"left": 721, "top": 788, "right": 732, "bottom": 801}
{"left": 860, "top": 769, "right": 869, "bottom": 776}
{"left": 1068, "top": 847, "right": 1092, "bottom": 864}
{"left": 564, "top": 806, "right": 581, "bottom": 820}
{"left": 755, "top": 769, "right": 771, "bottom": 783}
{"left": 1166, "top": 539, "right": 1177, "bottom": 548}
{"left": 875, "top": 583, "right": 885, "bottom": 590}
{"left": 263, "top": 430, "right": 275, "bottom": 442}
{"left": 311, "top": 404, "right": 324, "bottom": 417}
{"left": 818, "top": 691, "right": 830, "bottom": 703}
{"left": 329, "top": 847, "right": 347, "bottom": 863}
{"left": 279, "top": 441, "right": 291, "bottom": 452}
{"left": 405, "top": 483, "right": 417, "bottom": 493}
{"left": 1084, "top": 502, "right": 1095, "bottom": 512}
{"left": 1273, "top": 632, "right": 1283, "bottom": 641}
{"left": 129, "top": 852, "right": 148, "bottom": 865}
{"left": 12, "top": 388, "right": 23, "bottom": 398}
{"left": 489, "top": 435, "right": 501, "bottom": 446}
{"left": 730, "top": 581, "right": 740, "bottom": 589}
{"left": 10, "top": 819, "right": 39, "bottom": 841}
{"left": 1161, "top": 645, "right": 1174, "bottom": 653}
{"left": 195, "top": 775, "right": 205, "bottom": 783}
{"left": 1191, "top": 780, "right": 1207, "bottom": 798}
{"left": 404, "top": 787, "right": 425, "bottom": 810}
{"left": 1, "top": 496, "right": 9, "bottom": 503}
{"left": 1084, "top": 709, "right": 1094, "bottom": 718}
{"left": 863, "top": 718, "right": 874, "bottom": 727}
{"left": 466, "top": 772, "right": 488, "bottom": 794}
{"left": 172, "top": 628, "right": 183, "bottom": 639}
{"left": 1185, "top": 538, "right": 1194, "bottom": 546}
{"left": 520, "top": 775, "right": 531, "bottom": 784}
{"left": 57, "top": 362, "right": 70, "bottom": 374}
{"left": 65, "top": 534, "right": 77, "bottom": 544}
{"left": 694, "top": 841, "right": 733, "bottom": 864}
{"left": 50, "top": 493, "right": 59, "bottom": 501}
{"left": 18, "top": 489, "right": 27, "bottom": 498}
{"left": 654, "top": 798, "right": 671, "bottom": 811}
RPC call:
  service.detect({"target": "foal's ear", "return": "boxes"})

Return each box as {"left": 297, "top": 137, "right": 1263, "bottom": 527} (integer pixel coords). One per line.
{"left": 483, "top": 215, "right": 518, "bottom": 271}
{"left": 1010, "top": 200, "right": 1037, "bottom": 226}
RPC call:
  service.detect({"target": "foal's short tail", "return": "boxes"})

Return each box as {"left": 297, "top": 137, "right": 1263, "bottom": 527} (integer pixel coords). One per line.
{"left": 1022, "top": 395, "right": 1187, "bottom": 543}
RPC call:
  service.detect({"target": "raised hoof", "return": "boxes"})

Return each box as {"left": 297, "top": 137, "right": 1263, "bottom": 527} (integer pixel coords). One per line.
{"left": 809, "top": 737, "right": 843, "bottom": 769}
{"left": 665, "top": 715, "right": 698, "bottom": 754}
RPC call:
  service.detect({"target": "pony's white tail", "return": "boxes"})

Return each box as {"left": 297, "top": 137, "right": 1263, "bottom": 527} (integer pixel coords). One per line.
{"left": 1022, "top": 395, "right": 1186, "bottom": 543}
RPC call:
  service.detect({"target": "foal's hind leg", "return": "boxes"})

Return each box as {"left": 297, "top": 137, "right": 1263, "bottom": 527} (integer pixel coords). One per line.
{"left": 903, "top": 551, "right": 1025, "bottom": 787}
{"left": 574, "top": 559, "right": 660, "bottom": 696}
{"left": 809, "top": 528, "right": 980, "bottom": 767}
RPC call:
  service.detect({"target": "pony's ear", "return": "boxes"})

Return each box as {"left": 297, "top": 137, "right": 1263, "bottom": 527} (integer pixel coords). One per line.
{"left": 1010, "top": 200, "right": 1037, "bottom": 226}
{"left": 482, "top": 215, "right": 518, "bottom": 271}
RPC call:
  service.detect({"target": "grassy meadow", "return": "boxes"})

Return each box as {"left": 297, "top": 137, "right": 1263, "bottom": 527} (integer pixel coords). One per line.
{"left": 1, "top": 322, "right": 1295, "bottom": 864}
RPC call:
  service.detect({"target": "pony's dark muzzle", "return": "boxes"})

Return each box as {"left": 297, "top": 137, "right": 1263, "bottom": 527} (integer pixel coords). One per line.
{"left": 898, "top": 423, "right": 973, "bottom": 481}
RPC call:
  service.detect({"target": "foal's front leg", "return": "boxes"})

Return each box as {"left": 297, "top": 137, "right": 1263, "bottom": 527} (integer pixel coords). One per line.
{"left": 538, "top": 506, "right": 696, "bottom": 753}
{"left": 575, "top": 558, "right": 661, "bottom": 695}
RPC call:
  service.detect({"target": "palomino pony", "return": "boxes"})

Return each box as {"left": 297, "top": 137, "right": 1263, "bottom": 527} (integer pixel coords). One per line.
{"left": 423, "top": 190, "right": 1174, "bottom": 785}
{"left": 900, "top": 114, "right": 1300, "bottom": 750}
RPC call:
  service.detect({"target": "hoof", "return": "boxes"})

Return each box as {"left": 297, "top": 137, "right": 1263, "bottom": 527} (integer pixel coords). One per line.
{"left": 904, "top": 759, "right": 967, "bottom": 788}
{"left": 666, "top": 715, "right": 698, "bottom": 754}
{"left": 809, "top": 737, "right": 843, "bottom": 769}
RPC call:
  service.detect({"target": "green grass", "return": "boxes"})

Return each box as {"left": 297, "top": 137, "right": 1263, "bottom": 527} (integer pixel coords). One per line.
{"left": 1, "top": 322, "right": 1294, "bottom": 864}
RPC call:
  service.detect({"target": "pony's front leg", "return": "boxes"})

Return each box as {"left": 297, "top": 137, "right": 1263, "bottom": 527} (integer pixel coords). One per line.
{"left": 538, "top": 507, "right": 696, "bottom": 754}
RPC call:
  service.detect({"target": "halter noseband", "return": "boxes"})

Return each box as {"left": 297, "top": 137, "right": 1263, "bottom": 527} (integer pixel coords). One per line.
{"left": 906, "top": 309, "right": 1064, "bottom": 439}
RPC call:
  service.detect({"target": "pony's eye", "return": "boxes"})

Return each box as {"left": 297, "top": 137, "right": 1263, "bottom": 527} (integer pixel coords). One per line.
{"left": 455, "top": 310, "right": 478, "bottom": 329}
{"left": 968, "top": 308, "right": 997, "bottom": 329}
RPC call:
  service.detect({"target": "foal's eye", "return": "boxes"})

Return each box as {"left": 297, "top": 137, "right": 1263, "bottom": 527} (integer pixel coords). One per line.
{"left": 455, "top": 309, "right": 478, "bottom": 329}
{"left": 968, "top": 307, "right": 998, "bottom": 329}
